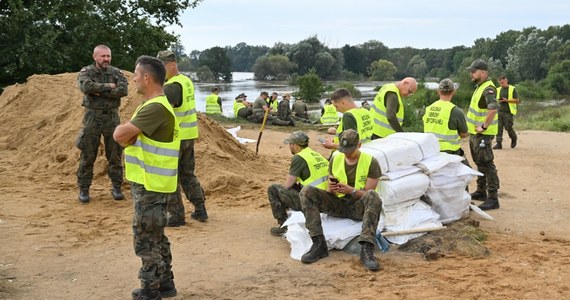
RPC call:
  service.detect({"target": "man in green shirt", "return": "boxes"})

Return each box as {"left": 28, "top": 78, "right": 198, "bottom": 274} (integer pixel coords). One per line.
{"left": 267, "top": 131, "right": 329, "bottom": 236}
{"left": 494, "top": 75, "right": 520, "bottom": 149}
{"left": 300, "top": 129, "right": 383, "bottom": 272}
{"left": 371, "top": 77, "right": 417, "bottom": 139}
{"left": 247, "top": 91, "right": 293, "bottom": 126}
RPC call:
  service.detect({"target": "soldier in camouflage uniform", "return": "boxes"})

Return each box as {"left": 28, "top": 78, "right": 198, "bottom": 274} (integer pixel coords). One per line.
{"left": 114, "top": 56, "right": 178, "bottom": 300}
{"left": 247, "top": 91, "right": 293, "bottom": 126}
{"left": 76, "top": 44, "right": 128, "bottom": 203}
{"left": 299, "top": 129, "right": 383, "bottom": 272}
{"left": 465, "top": 59, "right": 501, "bottom": 211}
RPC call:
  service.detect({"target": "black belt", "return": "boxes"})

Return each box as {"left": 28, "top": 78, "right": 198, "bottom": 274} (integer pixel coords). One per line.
{"left": 87, "top": 108, "right": 118, "bottom": 114}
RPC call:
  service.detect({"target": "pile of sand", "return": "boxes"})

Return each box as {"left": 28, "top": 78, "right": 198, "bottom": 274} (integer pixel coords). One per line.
{"left": 0, "top": 72, "right": 278, "bottom": 207}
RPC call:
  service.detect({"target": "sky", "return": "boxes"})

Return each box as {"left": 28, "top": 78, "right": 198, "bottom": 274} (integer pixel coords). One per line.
{"left": 168, "top": 0, "right": 570, "bottom": 52}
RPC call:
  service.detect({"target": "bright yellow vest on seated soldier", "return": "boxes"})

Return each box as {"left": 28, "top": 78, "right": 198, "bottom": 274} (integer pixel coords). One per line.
{"left": 371, "top": 83, "right": 404, "bottom": 137}
{"left": 205, "top": 93, "right": 221, "bottom": 114}
{"left": 320, "top": 104, "right": 339, "bottom": 124}
{"left": 295, "top": 147, "right": 329, "bottom": 190}
{"left": 165, "top": 74, "right": 198, "bottom": 139}
{"left": 124, "top": 96, "right": 181, "bottom": 193}
{"left": 466, "top": 80, "right": 498, "bottom": 136}
{"left": 423, "top": 100, "right": 460, "bottom": 152}
{"left": 331, "top": 152, "right": 372, "bottom": 197}
{"left": 497, "top": 85, "right": 517, "bottom": 115}
{"left": 333, "top": 108, "right": 373, "bottom": 144}
{"left": 233, "top": 100, "right": 246, "bottom": 118}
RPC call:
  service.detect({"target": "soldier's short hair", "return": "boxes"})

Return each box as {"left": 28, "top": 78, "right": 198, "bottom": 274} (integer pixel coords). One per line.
{"left": 331, "top": 88, "right": 352, "bottom": 102}
{"left": 498, "top": 74, "right": 508, "bottom": 80}
{"left": 135, "top": 55, "right": 166, "bottom": 84}
{"left": 212, "top": 87, "right": 219, "bottom": 92}
{"left": 260, "top": 91, "right": 269, "bottom": 97}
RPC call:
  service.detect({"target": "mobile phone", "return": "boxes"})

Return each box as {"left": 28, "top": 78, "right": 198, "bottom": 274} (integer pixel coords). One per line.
{"left": 329, "top": 177, "right": 339, "bottom": 183}
{"left": 318, "top": 137, "right": 326, "bottom": 143}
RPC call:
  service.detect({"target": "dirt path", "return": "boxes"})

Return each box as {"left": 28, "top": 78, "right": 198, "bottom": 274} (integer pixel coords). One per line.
{"left": 1, "top": 127, "right": 569, "bottom": 299}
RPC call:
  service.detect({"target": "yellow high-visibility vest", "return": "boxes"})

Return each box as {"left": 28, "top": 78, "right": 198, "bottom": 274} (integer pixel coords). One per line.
{"left": 205, "top": 93, "right": 221, "bottom": 114}
{"left": 295, "top": 147, "right": 329, "bottom": 190}
{"left": 423, "top": 100, "right": 460, "bottom": 152}
{"left": 233, "top": 100, "right": 246, "bottom": 118}
{"left": 497, "top": 85, "right": 517, "bottom": 115}
{"left": 334, "top": 108, "right": 373, "bottom": 144}
{"left": 320, "top": 104, "right": 339, "bottom": 124}
{"left": 270, "top": 99, "right": 278, "bottom": 112}
{"left": 466, "top": 80, "right": 498, "bottom": 135}
{"left": 124, "top": 96, "right": 181, "bottom": 193}
{"left": 165, "top": 74, "right": 198, "bottom": 139}
{"left": 371, "top": 83, "right": 404, "bottom": 137}
{"left": 331, "top": 152, "right": 372, "bottom": 197}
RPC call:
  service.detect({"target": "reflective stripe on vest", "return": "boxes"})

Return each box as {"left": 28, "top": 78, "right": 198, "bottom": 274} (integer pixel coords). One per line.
{"left": 124, "top": 96, "right": 180, "bottom": 193}
{"left": 233, "top": 100, "right": 246, "bottom": 118}
{"left": 295, "top": 147, "right": 329, "bottom": 190}
{"left": 331, "top": 152, "right": 372, "bottom": 197}
{"left": 165, "top": 74, "right": 198, "bottom": 139}
{"left": 334, "top": 108, "right": 373, "bottom": 144}
{"left": 423, "top": 100, "right": 460, "bottom": 151}
{"left": 466, "top": 80, "right": 498, "bottom": 135}
{"left": 497, "top": 85, "right": 517, "bottom": 115}
{"left": 320, "top": 104, "right": 339, "bottom": 124}
{"left": 371, "top": 83, "right": 404, "bottom": 137}
{"left": 205, "top": 94, "right": 221, "bottom": 114}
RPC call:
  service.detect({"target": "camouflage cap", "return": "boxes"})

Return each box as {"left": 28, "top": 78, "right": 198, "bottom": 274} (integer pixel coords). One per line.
{"left": 438, "top": 78, "right": 455, "bottom": 92}
{"left": 466, "top": 59, "right": 488, "bottom": 72}
{"left": 283, "top": 131, "right": 310, "bottom": 146}
{"left": 157, "top": 50, "right": 176, "bottom": 62}
{"left": 337, "top": 129, "right": 360, "bottom": 153}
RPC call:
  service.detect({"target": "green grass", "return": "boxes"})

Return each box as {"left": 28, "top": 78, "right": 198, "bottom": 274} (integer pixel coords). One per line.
{"left": 517, "top": 105, "right": 570, "bottom": 132}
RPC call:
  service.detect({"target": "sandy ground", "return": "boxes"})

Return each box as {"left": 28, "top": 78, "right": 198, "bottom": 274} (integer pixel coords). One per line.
{"left": 0, "top": 73, "right": 569, "bottom": 299}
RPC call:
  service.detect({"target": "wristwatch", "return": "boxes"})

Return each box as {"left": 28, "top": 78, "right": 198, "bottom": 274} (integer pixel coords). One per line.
{"left": 350, "top": 188, "right": 358, "bottom": 196}
{"left": 481, "top": 124, "right": 487, "bottom": 130}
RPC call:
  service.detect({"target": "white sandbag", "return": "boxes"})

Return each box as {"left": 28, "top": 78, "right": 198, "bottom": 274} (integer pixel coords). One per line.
{"left": 283, "top": 211, "right": 362, "bottom": 261}
{"left": 415, "top": 152, "right": 465, "bottom": 174}
{"left": 381, "top": 166, "right": 422, "bottom": 181}
{"left": 380, "top": 201, "right": 443, "bottom": 245}
{"left": 378, "top": 172, "right": 430, "bottom": 206}
{"left": 361, "top": 132, "right": 439, "bottom": 173}
{"left": 426, "top": 184, "right": 471, "bottom": 224}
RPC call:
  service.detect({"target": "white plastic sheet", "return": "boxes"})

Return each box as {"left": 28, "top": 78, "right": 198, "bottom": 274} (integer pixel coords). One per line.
{"left": 225, "top": 126, "right": 257, "bottom": 144}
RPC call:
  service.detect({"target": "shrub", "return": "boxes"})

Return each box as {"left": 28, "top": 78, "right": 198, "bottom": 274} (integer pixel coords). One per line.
{"left": 296, "top": 68, "right": 324, "bottom": 102}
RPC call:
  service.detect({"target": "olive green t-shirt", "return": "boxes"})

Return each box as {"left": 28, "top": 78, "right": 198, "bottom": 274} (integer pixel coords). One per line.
{"left": 130, "top": 102, "right": 175, "bottom": 143}
{"left": 328, "top": 155, "right": 382, "bottom": 188}
{"left": 164, "top": 82, "right": 182, "bottom": 108}
{"left": 498, "top": 86, "right": 519, "bottom": 113}
{"left": 385, "top": 92, "right": 403, "bottom": 132}
{"left": 449, "top": 106, "right": 468, "bottom": 133}
{"left": 253, "top": 97, "right": 267, "bottom": 114}
{"left": 341, "top": 111, "right": 358, "bottom": 132}
{"left": 288, "top": 154, "right": 310, "bottom": 182}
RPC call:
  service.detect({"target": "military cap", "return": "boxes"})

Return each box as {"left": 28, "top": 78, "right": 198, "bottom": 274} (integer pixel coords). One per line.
{"left": 283, "top": 131, "right": 310, "bottom": 146}
{"left": 337, "top": 129, "right": 360, "bottom": 153}
{"left": 438, "top": 78, "right": 456, "bottom": 92}
{"left": 157, "top": 50, "right": 176, "bottom": 62}
{"left": 466, "top": 59, "right": 488, "bottom": 72}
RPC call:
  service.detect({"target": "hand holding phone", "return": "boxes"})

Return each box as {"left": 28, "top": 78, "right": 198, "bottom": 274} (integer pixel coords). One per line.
{"left": 329, "top": 177, "right": 339, "bottom": 183}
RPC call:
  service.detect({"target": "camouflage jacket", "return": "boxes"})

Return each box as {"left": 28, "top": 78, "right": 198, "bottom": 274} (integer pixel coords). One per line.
{"left": 77, "top": 63, "right": 128, "bottom": 110}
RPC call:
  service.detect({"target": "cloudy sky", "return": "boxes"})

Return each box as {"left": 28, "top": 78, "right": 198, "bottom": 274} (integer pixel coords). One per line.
{"left": 169, "top": 0, "right": 569, "bottom": 51}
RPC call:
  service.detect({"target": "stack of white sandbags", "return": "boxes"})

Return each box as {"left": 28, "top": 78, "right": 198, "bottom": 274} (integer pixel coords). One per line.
{"left": 417, "top": 154, "right": 483, "bottom": 224}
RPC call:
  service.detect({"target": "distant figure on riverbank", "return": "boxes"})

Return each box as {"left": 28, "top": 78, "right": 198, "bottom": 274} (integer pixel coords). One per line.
{"left": 292, "top": 97, "right": 310, "bottom": 122}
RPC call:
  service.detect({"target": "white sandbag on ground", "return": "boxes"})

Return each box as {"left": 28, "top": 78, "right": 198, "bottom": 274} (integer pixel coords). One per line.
{"left": 283, "top": 211, "right": 363, "bottom": 261}
{"left": 426, "top": 184, "right": 471, "bottom": 224}
{"left": 430, "top": 162, "right": 482, "bottom": 185}
{"left": 378, "top": 172, "right": 430, "bottom": 206}
{"left": 380, "top": 201, "right": 443, "bottom": 245}
{"left": 361, "top": 132, "right": 439, "bottom": 173}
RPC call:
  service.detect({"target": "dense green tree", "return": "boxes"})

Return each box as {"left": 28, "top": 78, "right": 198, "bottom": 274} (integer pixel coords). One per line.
{"left": 199, "top": 46, "right": 232, "bottom": 82}
{"left": 225, "top": 42, "right": 269, "bottom": 72}
{"left": 252, "top": 55, "right": 296, "bottom": 80}
{"left": 368, "top": 59, "right": 397, "bottom": 81}
{"left": 0, "top": 0, "right": 203, "bottom": 89}
{"left": 296, "top": 68, "right": 324, "bottom": 102}
{"left": 546, "top": 60, "right": 570, "bottom": 95}
{"left": 195, "top": 65, "right": 215, "bottom": 82}
{"left": 342, "top": 45, "right": 367, "bottom": 74}
{"left": 407, "top": 55, "right": 428, "bottom": 79}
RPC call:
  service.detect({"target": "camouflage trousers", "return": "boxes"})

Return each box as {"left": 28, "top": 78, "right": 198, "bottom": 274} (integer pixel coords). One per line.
{"left": 469, "top": 134, "right": 500, "bottom": 192}
{"left": 131, "top": 182, "right": 173, "bottom": 289}
{"left": 299, "top": 186, "right": 383, "bottom": 245}
{"left": 237, "top": 107, "right": 253, "bottom": 119}
{"left": 247, "top": 112, "right": 291, "bottom": 126}
{"left": 76, "top": 109, "right": 123, "bottom": 189}
{"left": 167, "top": 139, "right": 205, "bottom": 223}
{"left": 496, "top": 111, "right": 517, "bottom": 143}
{"left": 267, "top": 184, "right": 302, "bottom": 223}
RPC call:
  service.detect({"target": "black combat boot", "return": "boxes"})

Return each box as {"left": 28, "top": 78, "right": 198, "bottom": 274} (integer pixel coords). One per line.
{"left": 479, "top": 190, "right": 500, "bottom": 210}
{"left": 78, "top": 188, "right": 90, "bottom": 203}
{"left": 360, "top": 242, "right": 380, "bottom": 271}
{"left": 191, "top": 202, "right": 209, "bottom": 222}
{"left": 270, "top": 218, "right": 288, "bottom": 236}
{"left": 511, "top": 138, "right": 517, "bottom": 148}
{"left": 301, "top": 235, "right": 328, "bottom": 264}
{"left": 493, "top": 142, "right": 502, "bottom": 150}
{"left": 470, "top": 191, "right": 487, "bottom": 201}
{"left": 131, "top": 288, "right": 161, "bottom": 300}
{"left": 158, "top": 272, "right": 177, "bottom": 298}
{"left": 111, "top": 185, "right": 125, "bottom": 200}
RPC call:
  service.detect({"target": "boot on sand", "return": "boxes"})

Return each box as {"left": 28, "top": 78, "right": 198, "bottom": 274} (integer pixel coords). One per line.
{"left": 301, "top": 235, "right": 328, "bottom": 264}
